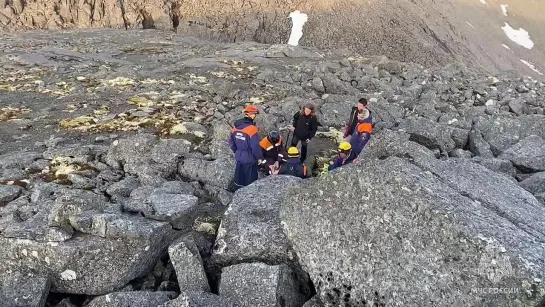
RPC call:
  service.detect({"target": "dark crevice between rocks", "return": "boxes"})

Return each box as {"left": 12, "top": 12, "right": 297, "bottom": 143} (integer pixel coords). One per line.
{"left": 140, "top": 9, "right": 155, "bottom": 30}
{"left": 45, "top": 293, "right": 89, "bottom": 307}
{"left": 170, "top": 2, "right": 180, "bottom": 32}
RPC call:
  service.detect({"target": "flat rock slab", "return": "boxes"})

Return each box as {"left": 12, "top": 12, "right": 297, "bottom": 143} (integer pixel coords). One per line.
{"left": 168, "top": 234, "right": 210, "bottom": 293}
{"left": 178, "top": 157, "right": 235, "bottom": 190}
{"left": 219, "top": 262, "right": 307, "bottom": 307}
{"left": 86, "top": 291, "right": 177, "bottom": 307}
{"left": 499, "top": 135, "right": 545, "bottom": 172}
{"left": 0, "top": 215, "right": 178, "bottom": 295}
{"left": 212, "top": 175, "right": 302, "bottom": 266}
{"left": 0, "top": 268, "right": 50, "bottom": 307}
{"left": 280, "top": 155, "right": 545, "bottom": 306}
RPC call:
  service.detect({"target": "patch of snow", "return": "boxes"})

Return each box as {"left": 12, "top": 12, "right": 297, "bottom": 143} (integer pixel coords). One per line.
{"left": 501, "top": 4, "right": 508, "bottom": 16}
{"left": 466, "top": 22, "right": 476, "bottom": 30}
{"left": 501, "top": 23, "right": 534, "bottom": 49}
{"left": 288, "top": 11, "right": 308, "bottom": 46}
{"left": 480, "top": 0, "right": 487, "bottom": 4}
{"left": 520, "top": 59, "right": 544, "bottom": 76}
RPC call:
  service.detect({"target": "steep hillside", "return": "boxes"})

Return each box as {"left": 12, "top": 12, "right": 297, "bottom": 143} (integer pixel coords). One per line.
{"left": 0, "top": 29, "right": 545, "bottom": 306}
{"left": 0, "top": 0, "right": 543, "bottom": 76}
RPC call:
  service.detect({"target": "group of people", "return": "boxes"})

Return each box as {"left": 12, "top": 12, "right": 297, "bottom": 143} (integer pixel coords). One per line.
{"left": 228, "top": 98, "right": 373, "bottom": 190}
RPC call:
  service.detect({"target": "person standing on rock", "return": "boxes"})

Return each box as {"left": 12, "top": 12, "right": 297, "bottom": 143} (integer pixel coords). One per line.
{"left": 259, "top": 130, "right": 288, "bottom": 175}
{"left": 349, "top": 112, "right": 373, "bottom": 157}
{"left": 289, "top": 103, "right": 319, "bottom": 163}
{"left": 229, "top": 105, "right": 265, "bottom": 190}
{"left": 343, "top": 98, "right": 373, "bottom": 141}
{"left": 271, "top": 147, "right": 310, "bottom": 179}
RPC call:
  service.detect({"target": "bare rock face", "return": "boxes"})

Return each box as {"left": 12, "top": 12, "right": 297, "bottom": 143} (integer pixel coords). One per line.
{"left": 0, "top": 267, "right": 51, "bottom": 307}
{"left": 280, "top": 153, "right": 545, "bottom": 306}
{"left": 1, "top": 0, "right": 544, "bottom": 76}
{"left": 0, "top": 215, "right": 178, "bottom": 295}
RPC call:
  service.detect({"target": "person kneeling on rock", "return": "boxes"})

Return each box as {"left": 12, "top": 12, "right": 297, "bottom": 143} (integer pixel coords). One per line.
{"left": 229, "top": 105, "right": 265, "bottom": 190}
{"left": 259, "top": 130, "right": 288, "bottom": 175}
{"left": 270, "top": 147, "right": 309, "bottom": 179}
{"left": 327, "top": 142, "right": 359, "bottom": 172}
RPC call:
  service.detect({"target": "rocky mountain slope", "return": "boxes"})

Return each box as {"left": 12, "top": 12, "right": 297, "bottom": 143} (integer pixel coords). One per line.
{"left": 0, "top": 29, "right": 545, "bottom": 306}
{"left": 0, "top": 0, "right": 544, "bottom": 76}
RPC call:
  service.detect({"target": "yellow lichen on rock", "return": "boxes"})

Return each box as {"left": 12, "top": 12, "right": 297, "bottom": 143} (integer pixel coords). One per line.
{"left": 50, "top": 157, "right": 80, "bottom": 177}
{"left": 128, "top": 96, "right": 157, "bottom": 107}
{"left": 0, "top": 107, "right": 31, "bottom": 121}
{"left": 59, "top": 116, "right": 96, "bottom": 129}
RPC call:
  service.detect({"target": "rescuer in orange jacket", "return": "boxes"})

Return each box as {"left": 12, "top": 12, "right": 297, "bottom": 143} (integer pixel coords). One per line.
{"left": 259, "top": 130, "right": 288, "bottom": 174}
{"left": 229, "top": 105, "right": 264, "bottom": 189}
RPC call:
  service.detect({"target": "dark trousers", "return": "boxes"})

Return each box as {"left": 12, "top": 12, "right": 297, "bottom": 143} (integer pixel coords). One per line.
{"left": 290, "top": 135, "right": 308, "bottom": 162}
{"left": 234, "top": 162, "right": 258, "bottom": 189}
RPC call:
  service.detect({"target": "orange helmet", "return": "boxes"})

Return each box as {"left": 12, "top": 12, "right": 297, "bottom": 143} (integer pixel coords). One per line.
{"left": 243, "top": 105, "right": 260, "bottom": 114}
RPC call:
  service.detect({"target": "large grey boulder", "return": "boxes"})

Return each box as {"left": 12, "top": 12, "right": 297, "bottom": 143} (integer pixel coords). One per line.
{"left": 212, "top": 175, "right": 302, "bottom": 267}
{"left": 475, "top": 114, "right": 545, "bottom": 155}
{"left": 519, "top": 172, "right": 545, "bottom": 195}
{"left": 219, "top": 262, "right": 307, "bottom": 307}
{"left": 86, "top": 291, "right": 177, "bottom": 307}
{"left": 105, "top": 134, "right": 190, "bottom": 186}
{"left": 0, "top": 185, "right": 22, "bottom": 206}
{"left": 280, "top": 155, "right": 545, "bottom": 306}
{"left": 168, "top": 235, "right": 210, "bottom": 293}
{"left": 0, "top": 214, "right": 178, "bottom": 295}
{"left": 470, "top": 157, "right": 517, "bottom": 179}
{"left": 123, "top": 185, "right": 199, "bottom": 232}
{"left": 178, "top": 157, "right": 235, "bottom": 190}
{"left": 0, "top": 267, "right": 50, "bottom": 307}
{"left": 498, "top": 135, "right": 545, "bottom": 172}
{"left": 398, "top": 117, "right": 469, "bottom": 152}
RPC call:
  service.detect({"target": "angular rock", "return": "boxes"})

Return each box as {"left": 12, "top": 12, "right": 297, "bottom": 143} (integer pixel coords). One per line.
{"left": 508, "top": 98, "right": 529, "bottom": 116}
{"left": 0, "top": 267, "right": 50, "bottom": 307}
{"left": 106, "top": 176, "right": 141, "bottom": 198}
{"left": 219, "top": 262, "right": 307, "bottom": 307}
{"left": 398, "top": 117, "right": 468, "bottom": 152}
{"left": 0, "top": 151, "right": 42, "bottom": 169}
{"left": 303, "top": 296, "right": 325, "bottom": 307}
{"left": 470, "top": 157, "right": 517, "bottom": 179}
{"left": 0, "top": 185, "right": 22, "bottom": 206}
{"left": 159, "top": 291, "right": 234, "bottom": 307}
{"left": 168, "top": 234, "right": 210, "bottom": 293}
{"left": 475, "top": 115, "right": 545, "bottom": 155}
{"left": 0, "top": 215, "right": 178, "bottom": 295}
{"left": 468, "top": 129, "right": 494, "bottom": 158}
{"left": 178, "top": 157, "right": 235, "bottom": 190}
{"left": 48, "top": 189, "right": 108, "bottom": 227}
{"left": 280, "top": 156, "right": 545, "bottom": 306}
{"left": 148, "top": 193, "right": 199, "bottom": 228}
{"left": 104, "top": 133, "right": 158, "bottom": 172}
{"left": 212, "top": 176, "right": 302, "bottom": 266}
{"left": 86, "top": 291, "right": 177, "bottom": 307}
{"left": 124, "top": 186, "right": 199, "bottom": 232}
{"left": 498, "top": 135, "right": 545, "bottom": 172}
{"left": 519, "top": 172, "right": 545, "bottom": 195}
{"left": 150, "top": 138, "right": 191, "bottom": 173}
